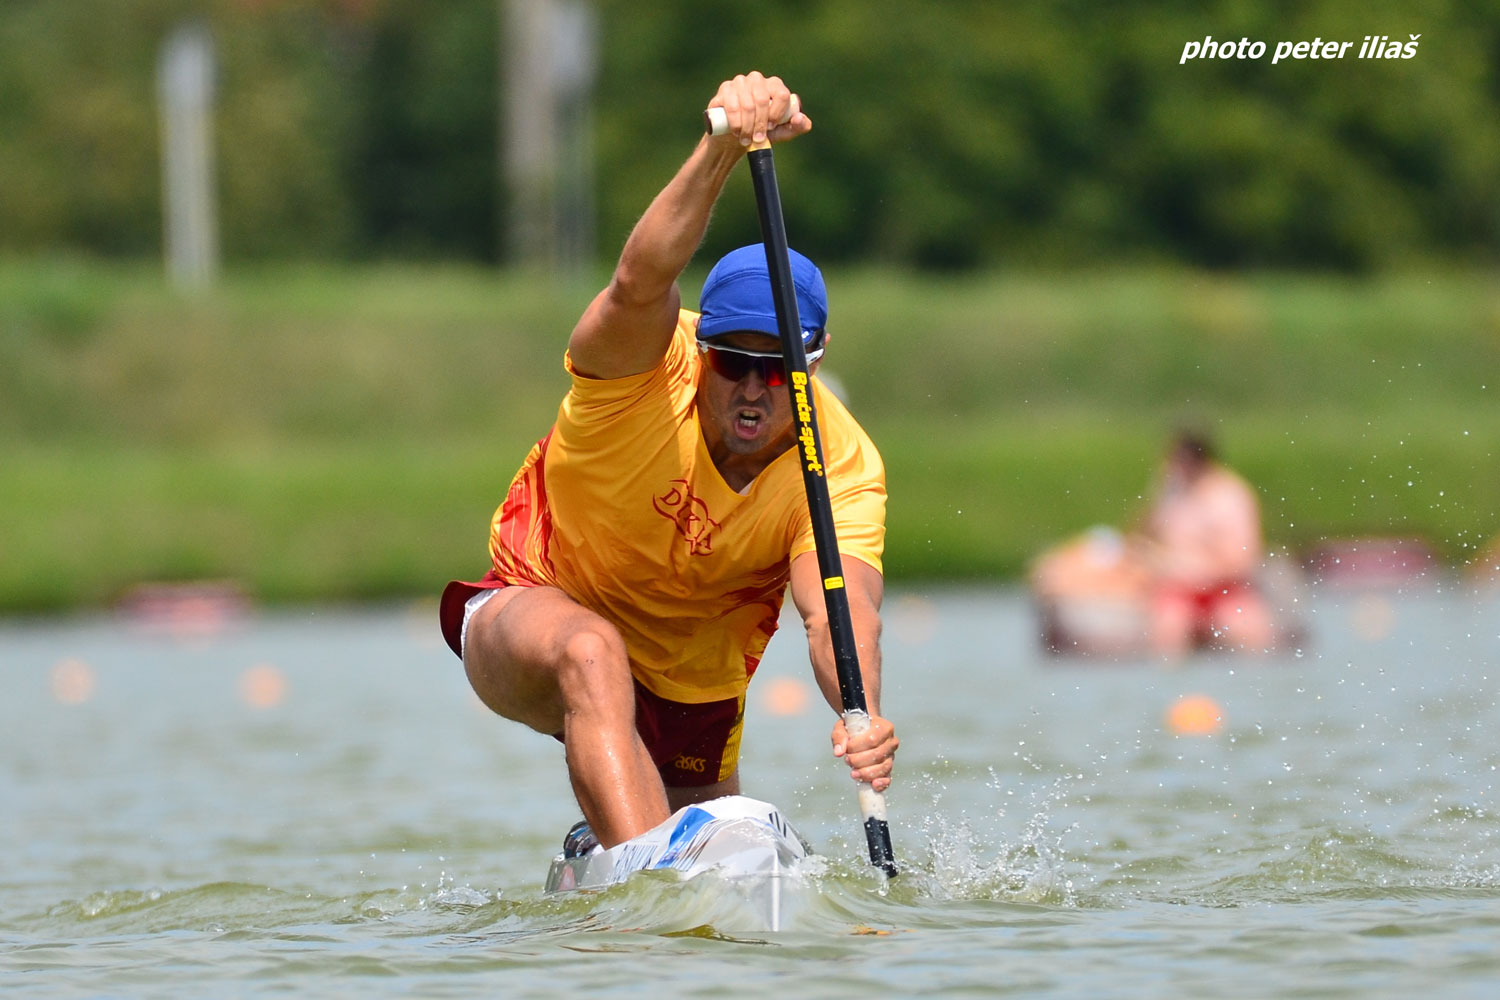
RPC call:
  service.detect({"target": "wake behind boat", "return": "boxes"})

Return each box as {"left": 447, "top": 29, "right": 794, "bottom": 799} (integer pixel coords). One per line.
{"left": 544, "top": 796, "right": 812, "bottom": 930}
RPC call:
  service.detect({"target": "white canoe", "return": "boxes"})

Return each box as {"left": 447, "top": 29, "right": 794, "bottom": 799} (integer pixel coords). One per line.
{"left": 544, "top": 795, "right": 812, "bottom": 929}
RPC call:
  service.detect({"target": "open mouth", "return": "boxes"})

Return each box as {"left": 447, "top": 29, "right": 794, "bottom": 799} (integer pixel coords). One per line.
{"left": 735, "top": 408, "right": 764, "bottom": 438}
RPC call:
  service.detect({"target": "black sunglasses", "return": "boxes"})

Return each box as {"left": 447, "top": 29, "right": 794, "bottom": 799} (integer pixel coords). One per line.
{"left": 698, "top": 341, "right": 825, "bottom": 388}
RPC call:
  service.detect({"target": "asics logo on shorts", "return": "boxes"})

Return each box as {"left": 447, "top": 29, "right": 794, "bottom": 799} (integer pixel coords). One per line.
{"left": 673, "top": 754, "right": 708, "bottom": 773}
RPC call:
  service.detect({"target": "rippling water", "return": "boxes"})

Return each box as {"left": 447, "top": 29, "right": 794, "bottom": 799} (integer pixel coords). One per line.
{"left": 4, "top": 584, "right": 1499, "bottom": 997}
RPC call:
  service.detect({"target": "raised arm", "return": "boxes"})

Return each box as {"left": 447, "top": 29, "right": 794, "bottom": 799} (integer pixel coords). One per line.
{"left": 567, "top": 72, "right": 812, "bottom": 380}
{"left": 789, "top": 551, "right": 898, "bottom": 792}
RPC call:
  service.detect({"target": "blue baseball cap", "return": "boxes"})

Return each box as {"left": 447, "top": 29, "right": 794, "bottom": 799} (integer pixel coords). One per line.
{"left": 696, "top": 245, "right": 828, "bottom": 348}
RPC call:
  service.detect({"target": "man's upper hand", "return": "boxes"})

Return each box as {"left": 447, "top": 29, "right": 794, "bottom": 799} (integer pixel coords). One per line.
{"left": 706, "top": 72, "right": 812, "bottom": 148}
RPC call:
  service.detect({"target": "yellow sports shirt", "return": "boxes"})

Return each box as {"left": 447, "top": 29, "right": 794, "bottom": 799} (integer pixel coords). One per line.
{"left": 487, "top": 310, "right": 886, "bottom": 703}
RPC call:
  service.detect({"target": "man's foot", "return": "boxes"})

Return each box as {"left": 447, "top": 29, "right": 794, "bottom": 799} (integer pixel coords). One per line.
{"left": 563, "top": 819, "right": 599, "bottom": 858}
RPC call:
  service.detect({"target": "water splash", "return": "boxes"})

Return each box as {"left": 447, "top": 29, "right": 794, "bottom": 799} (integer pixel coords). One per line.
{"left": 903, "top": 771, "right": 1079, "bottom": 905}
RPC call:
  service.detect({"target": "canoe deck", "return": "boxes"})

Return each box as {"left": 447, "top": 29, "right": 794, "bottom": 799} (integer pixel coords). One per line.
{"left": 544, "top": 795, "right": 812, "bottom": 930}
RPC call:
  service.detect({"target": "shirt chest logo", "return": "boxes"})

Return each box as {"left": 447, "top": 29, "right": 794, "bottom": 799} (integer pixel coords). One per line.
{"left": 653, "top": 479, "right": 720, "bottom": 556}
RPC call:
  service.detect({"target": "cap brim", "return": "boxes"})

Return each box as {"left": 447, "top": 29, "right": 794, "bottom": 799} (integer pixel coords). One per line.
{"left": 697, "top": 313, "right": 822, "bottom": 346}
{"left": 696, "top": 312, "right": 780, "bottom": 340}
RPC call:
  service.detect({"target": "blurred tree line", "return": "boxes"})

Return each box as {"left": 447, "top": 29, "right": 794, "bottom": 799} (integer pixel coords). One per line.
{"left": 2, "top": 0, "right": 1497, "bottom": 271}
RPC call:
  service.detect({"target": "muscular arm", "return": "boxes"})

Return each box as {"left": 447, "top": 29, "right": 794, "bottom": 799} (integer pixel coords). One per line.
{"left": 568, "top": 73, "right": 810, "bottom": 380}
{"left": 567, "top": 137, "right": 743, "bottom": 379}
{"left": 790, "top": 552, "right": 898, "bottom": 790}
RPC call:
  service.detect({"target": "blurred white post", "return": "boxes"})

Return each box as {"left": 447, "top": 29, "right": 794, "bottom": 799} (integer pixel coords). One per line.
{"left": 157, "top": 21, "right": 219, "bottom": 291}
{"left": 551, "top": 0, "right": 596, "bottom": 271}
{"left": 502, "top": 0, "right": 595, "bottom": 272}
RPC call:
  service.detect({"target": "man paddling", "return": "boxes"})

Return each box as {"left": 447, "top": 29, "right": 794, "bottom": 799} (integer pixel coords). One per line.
{"left": 438, "top": 72, "right": 898, "bottom": 851}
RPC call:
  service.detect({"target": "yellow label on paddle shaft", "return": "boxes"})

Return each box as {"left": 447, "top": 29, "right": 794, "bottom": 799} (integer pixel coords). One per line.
{"left": 824, "top": 576, "right": 844, "bottom": 590}
{"left": 790, "top": 372, "right": 824, "bottom": 477}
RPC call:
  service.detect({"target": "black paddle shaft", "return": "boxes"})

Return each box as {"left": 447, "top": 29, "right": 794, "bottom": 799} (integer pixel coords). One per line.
{"left": 746, "top": 150, "right": 863, "bottom": 714}
{"left": 745, "top": 146, "right": 897, "bottom": 878}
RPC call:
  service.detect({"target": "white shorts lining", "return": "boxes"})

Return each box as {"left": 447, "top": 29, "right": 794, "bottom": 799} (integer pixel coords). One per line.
{"left": 460, "top": 588, "right": 501, "bottom": 660}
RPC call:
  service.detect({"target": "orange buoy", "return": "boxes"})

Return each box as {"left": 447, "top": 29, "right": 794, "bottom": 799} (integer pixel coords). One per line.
{"left": 50, "top": 658, "right": 96, "bottom": 705}
{"left": 239, "top": 663, "right": 288, "bottom": 709}
{"left": 1167, "top": 693, "right": 1224, "bottom": 735}
{"left": 761, "top": 675, "right": 812, "bottom": 716}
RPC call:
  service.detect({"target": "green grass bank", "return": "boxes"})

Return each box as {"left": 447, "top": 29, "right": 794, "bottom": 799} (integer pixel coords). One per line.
{"left": 3, "top": 258, "right": 1498, "bottom": 613}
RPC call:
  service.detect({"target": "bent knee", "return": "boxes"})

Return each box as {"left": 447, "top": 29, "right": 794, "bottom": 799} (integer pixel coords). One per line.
{"left": 557, "top": 625, "right": 631, "bottom": 693}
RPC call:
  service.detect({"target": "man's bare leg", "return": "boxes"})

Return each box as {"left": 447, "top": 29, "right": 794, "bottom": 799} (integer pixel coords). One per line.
{"left": 1211, "top": 592, "right": 1276, "bottom": 652}
{"left": 463, "top": 586, "right": 669, "bottom": 847}
{"left": 1149, "top": 590, "right": 1195, "bottom": 659}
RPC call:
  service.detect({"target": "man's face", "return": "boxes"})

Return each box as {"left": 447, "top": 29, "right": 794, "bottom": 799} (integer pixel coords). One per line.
{"left": 698, "top": 331, "right": 801, "bottom": 459}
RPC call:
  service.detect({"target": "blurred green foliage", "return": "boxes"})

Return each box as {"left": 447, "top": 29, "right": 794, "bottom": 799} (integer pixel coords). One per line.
{"left": 1, "top": 0, "right": 1497, "bottom": 270}
{"left": 2, "top": 259, "right": 1497, "bottom": 610}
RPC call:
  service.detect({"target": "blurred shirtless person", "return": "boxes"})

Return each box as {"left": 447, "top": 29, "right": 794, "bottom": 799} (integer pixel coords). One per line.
{"left": 1140, "top": 431, "right": 1273, "bottom": 655}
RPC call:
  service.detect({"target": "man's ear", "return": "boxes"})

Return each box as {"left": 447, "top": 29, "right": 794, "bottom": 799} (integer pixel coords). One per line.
{"left": 809, "top": 329, "right": 830, "bottom": 374}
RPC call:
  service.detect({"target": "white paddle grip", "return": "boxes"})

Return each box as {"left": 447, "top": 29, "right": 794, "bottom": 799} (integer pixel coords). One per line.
{"left": 704, "top": 94, "right": 800, "bottom": 136}
{"left": 842, "top": 709, "right": 889, "bottom": 821}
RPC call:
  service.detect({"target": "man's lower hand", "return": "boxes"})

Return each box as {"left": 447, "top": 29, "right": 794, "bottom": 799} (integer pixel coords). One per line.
{"left": 831, "top": 713, "right": 898, "bottom": 793}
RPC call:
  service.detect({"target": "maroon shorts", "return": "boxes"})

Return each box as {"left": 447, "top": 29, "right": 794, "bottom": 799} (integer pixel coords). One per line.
{"left": 439, "top": 574, "right": 745, "bottom": 788}
{"left": 439, "top": 572, "right": 514, "bottom": 658}
{"left": 628, "top": 681, "right": 745, "bottom": 788}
